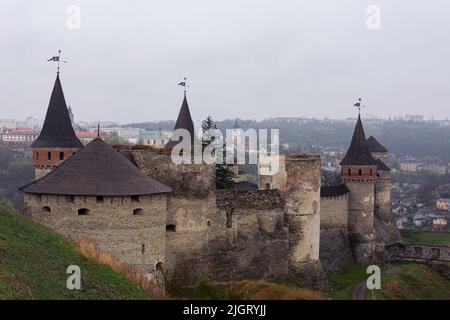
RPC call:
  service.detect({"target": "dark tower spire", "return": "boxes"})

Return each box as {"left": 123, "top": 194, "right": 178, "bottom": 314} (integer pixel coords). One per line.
{"left": 31, "top": 72, "right": 83, "bottom": 180}
{"left": 165, "top": 88, "right": 198, "bottom": 149}
{"left": 32, "top": 74, "right": 82, "bottom": 148}
{"left": 340, "top": 114, "right": 377, "bottom": 166}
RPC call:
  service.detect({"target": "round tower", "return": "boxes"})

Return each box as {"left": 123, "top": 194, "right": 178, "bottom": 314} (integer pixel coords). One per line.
{"left": 340, "top": 115, "right": 379, "bottom": 264}
{"left": 31, "top": 73, "right": 83, "bottom": 179}
{"left": 366, "top": 136, "right": 391, "bottom": 221}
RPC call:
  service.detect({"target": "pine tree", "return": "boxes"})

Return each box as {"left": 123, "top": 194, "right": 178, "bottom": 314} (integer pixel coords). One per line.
{"left": 201, "top": 116, "right": 234, "bottom": 189}
{"left": 202, "top": 115, "right": 217, "bottom": 149}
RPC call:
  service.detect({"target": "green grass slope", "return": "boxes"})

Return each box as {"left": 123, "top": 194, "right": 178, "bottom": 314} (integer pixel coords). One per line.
{"left": 402, "top": 231, "right": 450, "bottom": 246}
{"left": 0, "top": 208, "right": 147, "bottom": 300}
{"left": 370, "top": 263, "right": 450, "bottom": 300}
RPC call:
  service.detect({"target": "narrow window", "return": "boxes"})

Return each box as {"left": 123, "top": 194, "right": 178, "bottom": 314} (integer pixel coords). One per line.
{"left": 133, "top": 208, "right": 144, "bottom": 215}
{"left": 265, "top": 183, "right": 270, "bottom": 190}
{"left": 347, "top": 168, "right": 351, "bottom": 176}
{"left": 155, "top": 262, "right": 164, "bottom": 272}
{"left": 166, "top": 224, "right": 176, "bottom": 232}
{"left": 36, "top": 152, "right": 39, "bottom": 160}
{"left": 207, "top": 220, "right": 211, "bottom": 227}
{"left": 358, "top": 169, "right": 362, "bottom": 176}
{"left": 131, "top": 195, "right": 141, "bottom": 203}
{"left": 370, "top": 169, "right": 373, "bottom": 176}
{"left": 226, "top": 208, "right": 233, "bottom": 228}
{"left": 42, "top": 206, "right": 51, "bottom": 213}
{"left": 66, "top": 195, "right": 75, "bottom": 203}
{"left": 47, "top": 152, "right": 51, "bottom": 160}
{"left": 59, "top": 152, "right": 64, "bottom": 161}
{"left": 78, "top": 208, "right": 90, "bottom": 215}
{"left": 141, "top": 244, "right": 145, "bottom": 254}
{"left": 96, "top": 196, "right": 104, "bottom": 204}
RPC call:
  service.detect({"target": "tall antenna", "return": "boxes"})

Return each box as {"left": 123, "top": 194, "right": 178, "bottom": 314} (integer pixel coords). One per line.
{"left": 97, "top": 123, "right": 100, "bottom": 138}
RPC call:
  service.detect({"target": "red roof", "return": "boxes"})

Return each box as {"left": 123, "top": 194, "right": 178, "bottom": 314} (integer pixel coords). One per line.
{"left": 76, "top": 131, "right": 103, "bottom": 138}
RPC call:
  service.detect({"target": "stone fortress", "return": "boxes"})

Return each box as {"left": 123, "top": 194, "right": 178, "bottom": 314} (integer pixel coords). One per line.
{"left": 20, "top": 73, "right": 401, "bottom": 288}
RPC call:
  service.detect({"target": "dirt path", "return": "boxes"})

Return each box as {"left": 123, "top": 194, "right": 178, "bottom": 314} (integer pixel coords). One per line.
{"left": 352, "top": 266, "right": 402, "bottom": 300}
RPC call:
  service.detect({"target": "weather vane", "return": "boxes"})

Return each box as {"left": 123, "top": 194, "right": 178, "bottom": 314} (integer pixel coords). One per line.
{"left": 47, "top": 50, "right": 67, "bottom": 74}
{"left": 178, "top": 77, "right": 189, "bottom": 95}
{"left": 353, "top": 98, "right": 367, "bottom": 114}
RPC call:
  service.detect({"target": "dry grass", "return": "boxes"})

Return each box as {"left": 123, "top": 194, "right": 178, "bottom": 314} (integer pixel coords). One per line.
{"left": 76, "top": 240, "right": 168, "bottom": 299}
{"left": 228, "top": 280, "right": 325, "bottom": 300}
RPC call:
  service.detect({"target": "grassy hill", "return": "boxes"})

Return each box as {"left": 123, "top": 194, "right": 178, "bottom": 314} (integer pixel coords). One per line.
{"left": 402, "top": 231, "right": 450, "bottom": 246}
{"left": 369, "top": 263, "right": 450, "bottom": 300}
{"left": 0, "top": 208, "right": 147, "bottom": 300}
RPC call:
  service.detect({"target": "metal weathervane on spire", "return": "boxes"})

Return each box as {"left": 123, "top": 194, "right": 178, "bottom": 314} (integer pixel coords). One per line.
{"left": 353, "top": 98, "right": 367, "bottom": 114}
{"left": 47, "top": 50, "right": 67, "bottom": 74}
{"left": 178, "top": 77, "right": 189, "bottom": 95}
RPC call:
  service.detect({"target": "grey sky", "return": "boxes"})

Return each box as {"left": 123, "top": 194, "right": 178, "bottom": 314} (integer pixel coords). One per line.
{"left": 1, "top": 0, "right": 449, "bottom": 123}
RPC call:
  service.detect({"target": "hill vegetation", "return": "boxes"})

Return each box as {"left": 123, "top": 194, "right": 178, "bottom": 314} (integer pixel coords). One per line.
{"left": 402, "top": 232, "right": 450, "bottom": 246}
{"left": 369, "top": 263, "right": 450, "bottom": 300}
{"left": 0, "top": 208, "right": 148, "bottom": 300}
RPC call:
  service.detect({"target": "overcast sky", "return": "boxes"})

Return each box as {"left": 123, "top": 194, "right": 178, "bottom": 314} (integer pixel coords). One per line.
{"left": 1, "top": 1, "right": 449, "bottom": 123}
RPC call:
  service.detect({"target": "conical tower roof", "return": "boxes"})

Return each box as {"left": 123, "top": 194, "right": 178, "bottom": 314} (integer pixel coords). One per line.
{"left": 166, "top": 94, "right": 198, "bottom": 148}
{"left": 340, "top": 115, "right": 377, "bottom": 166}
{"left": 366, "top": 136, "right": 388, "bottom": 153}
{"left": 21, "top": 138, "right": 171, "bottom": 196}
{"left": 31, "top": 74, "right": 83, "bottom": 148}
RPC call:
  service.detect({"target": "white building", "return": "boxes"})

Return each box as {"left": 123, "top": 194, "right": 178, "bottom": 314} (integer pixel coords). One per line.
{"left": 0, "top": 128, "right": 39, "bottom": 145}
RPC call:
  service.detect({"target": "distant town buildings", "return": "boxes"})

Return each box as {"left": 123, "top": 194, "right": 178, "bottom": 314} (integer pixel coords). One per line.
{"left": 139, "top": 130, "right": 172, "bottom": 148}
{"left": 75, "top": 130, "right": 106, "bottom": 145}
{"left": 0, "top": 128, "right": 39, "bottom": 145}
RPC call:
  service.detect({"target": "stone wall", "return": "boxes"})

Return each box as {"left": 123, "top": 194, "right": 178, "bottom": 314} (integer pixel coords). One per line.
{"left": 283, "top": 155, "right": 326, "bottom": 288}
{"left": 319, "top": 194, "right": 354, "bottom": 272}
{"left": 163, "top": 189, "right": 289, "bottom": 285}
{"left": 387, "top": 243, "right": 450, "bottom": 263}
{"left": 345, "top": 181, "right": 384, "bottom": 264}
{"left": 23, "top": 193, "right": 167, "bottom": 280}
{"left": 258, "top": 155, "right": 287, "bottom": 192}
{"left": 130, "top": 150, "right": 215, "bottom": 198}
{"left": 320, "top": 194, "right": 348, "bottom": 229}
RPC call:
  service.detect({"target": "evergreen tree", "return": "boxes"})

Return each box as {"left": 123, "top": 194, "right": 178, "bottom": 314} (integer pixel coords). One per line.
{"left": 201, "top": 116, "right": 234, "bottom": 189}
{"left": 202, "top": 115, "right": 217, "bottom": 148}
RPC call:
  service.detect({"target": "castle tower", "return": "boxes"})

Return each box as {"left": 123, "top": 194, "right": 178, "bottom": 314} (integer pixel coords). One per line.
{"left": 367, "top": 136, "right": 391, "bottom": 221}
{"left": 165, "top": 93, "right": 198, "bottom": 149}
{"left": 366, "top": 136, "right": 402, "bottom": 244}
{"left": 284, "top": 155, "right": 324, "bottom": 286}
{"left": 340, "top": 115, "right": 379, "bottom": 264}
{"left": 31, "top": 74, "right": 83, "bottom": 179}
{"left": 22, "top": 138, "right": 172, "bottom": 281}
